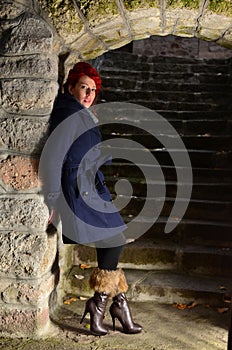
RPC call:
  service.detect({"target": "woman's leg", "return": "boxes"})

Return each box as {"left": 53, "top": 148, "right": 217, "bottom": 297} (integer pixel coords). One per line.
{"left": 96, "top": 245, "right": 124, "bottom": 271}
{"left": 82, "top": 245, "right": 142, "bottom": 335}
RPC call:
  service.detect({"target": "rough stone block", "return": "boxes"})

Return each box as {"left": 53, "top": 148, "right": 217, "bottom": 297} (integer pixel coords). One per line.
{"left": 0, "top": 13, "right": 53, "bottom": 55}
{"left": 0, "top": 1, "right": 26, "bottom": 19}
{"left": 198, "top": 13, "right": 232, "bottom": 41}
{"left": 0, "top": 54, "right": 58, "bottom": 80}
{"left": 70, "top": 32, "right": 106, "bottom": 60}
{"left": 0, "top": 231, "right": 57, "bottom": 278}
{"left": 164, "top": 8, "right": 198, "bottom": 37}
{"left": 128, "top": 9, "right": 162, "bottom": 39}
{"left": 0, "top": 155, "right": 39, "bottom": 191}
{"left": 0, "top": 79, "right": 58, "bottom": 115}
{"left": 0, "top": 116, "right": 48, "bottom": 154}
{"left": 92, "top": 19, "right": 131, "bottom": 49}
{"left": 0, "top": 306, "right": 50, "bottom": 336}
{"left": 0, "top": 195, "right": 47, "bottom": 230}
{"left": 217, "top": 28, "right": 232, "bottom": 49}
{"left": 0, "top": 274, "right": 56, "bottom": 306}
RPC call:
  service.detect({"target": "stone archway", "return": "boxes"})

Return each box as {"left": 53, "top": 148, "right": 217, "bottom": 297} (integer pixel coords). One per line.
{"left": 0, "top": 0, "right": 232, "bottom": 337}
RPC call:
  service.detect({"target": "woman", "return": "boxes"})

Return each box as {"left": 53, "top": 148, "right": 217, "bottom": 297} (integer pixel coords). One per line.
{"left": 42, "top": 62, "right": 142, "bottom": 336}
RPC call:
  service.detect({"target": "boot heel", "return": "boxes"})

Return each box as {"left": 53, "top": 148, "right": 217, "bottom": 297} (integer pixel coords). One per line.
{"left": 111, "top": 316, "right": 116, "bottom": 331}
{"left": 110, "top": 293, "right": 142, "bottom": 334}
{"left": 80, "top": 292, "right": 109, "bottom": 336}
{"left": 80, "top": 306, "right": 89, "bottom": 324}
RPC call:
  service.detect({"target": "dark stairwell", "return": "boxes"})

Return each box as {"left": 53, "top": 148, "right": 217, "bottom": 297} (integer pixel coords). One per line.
{"left": 67, "top": 47, "right": 232, "bottom": 307}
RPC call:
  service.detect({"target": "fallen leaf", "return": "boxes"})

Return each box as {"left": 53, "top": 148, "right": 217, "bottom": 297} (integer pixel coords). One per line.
{"left": 79, "top": 296, "right": 88, "bottom": 301}
{"left": 79, "top": 264, "right": 92, "bottom": 270}
{"left": 70, "top": 297, "right": 77, "bottom": 302}
{"left": 217, "top": 307, "right": 229, "bottom": 314}
{"left": 64, "top": 300, "right": 71, "bottom": 305}
{"left": 188, "top": 301, "right": 198, "bottom": 309}
{"left": 223, "top": 296, "right": 231, "bottom": 304}
{"left": 219, "top": 285, "right": 227, "bottom": 291}
{"left": 173, "top": 301, "right": 198, "bottom": 310}
{"left": 74, "top": 274, "right": 85, "bottom": 280}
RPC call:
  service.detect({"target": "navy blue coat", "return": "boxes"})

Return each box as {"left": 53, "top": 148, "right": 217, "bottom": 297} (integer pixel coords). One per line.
{"left": 42, "top": 91, "right": 126, "bottom": 245}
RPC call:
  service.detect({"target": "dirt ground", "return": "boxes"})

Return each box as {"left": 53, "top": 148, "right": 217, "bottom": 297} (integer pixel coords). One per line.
{"left": 0, "top": 300, "right": 230, "bottom": 350}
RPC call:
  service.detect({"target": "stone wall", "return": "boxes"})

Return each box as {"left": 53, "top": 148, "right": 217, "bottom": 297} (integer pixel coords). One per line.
{"left": 133, "top": 34, "right": 232, "bottom": 59}
{"left": 0, "top": 0, "right": 59, "bottom": 337}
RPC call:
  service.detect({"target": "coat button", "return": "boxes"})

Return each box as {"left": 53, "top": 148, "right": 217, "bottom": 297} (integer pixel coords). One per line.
{"left": 82, "top": 191, "right": 89, "bottom": 197}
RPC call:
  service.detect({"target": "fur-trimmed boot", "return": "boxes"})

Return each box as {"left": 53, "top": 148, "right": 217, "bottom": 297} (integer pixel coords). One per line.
{"left": 80, "top": 268, "right": 122, "bottom": 336}
{"left": 109, "top": 269, "right": 143, "bottom": 334}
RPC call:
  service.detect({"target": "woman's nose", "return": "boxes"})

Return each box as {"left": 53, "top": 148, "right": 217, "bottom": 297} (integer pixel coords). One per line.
{"left": 86, "top": 87, "right": 91, "bottom": 95}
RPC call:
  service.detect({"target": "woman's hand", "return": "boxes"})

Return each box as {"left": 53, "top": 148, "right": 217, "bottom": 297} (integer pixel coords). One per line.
{"left": 46, "top": 209, "right": 57, "bottom": 235}
{"left": 48, "top": 209, "right": 55, "bottom": 225}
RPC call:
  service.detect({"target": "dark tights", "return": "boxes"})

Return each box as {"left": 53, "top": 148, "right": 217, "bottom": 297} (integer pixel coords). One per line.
{"left": 96, "top": 245, "right": 124, "bottom": 270}
{"left": 62, "top": 235, "right": 124, "bottom": 271}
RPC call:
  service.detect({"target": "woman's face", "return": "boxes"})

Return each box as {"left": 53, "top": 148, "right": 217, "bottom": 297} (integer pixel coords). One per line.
{"left": 68, "top": 75, "right": 97, "bottom": 108}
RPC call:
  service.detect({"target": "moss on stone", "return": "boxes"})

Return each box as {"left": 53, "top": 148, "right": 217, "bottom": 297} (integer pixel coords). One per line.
{"left": 76, "top": 0, "right": 118, "bottom": 24}
{"left": 167, "top": 0, "right": 199, "bottom": 10}
{"left": 124, "top": 0, "right": 159, "bottom": 11}
{"left": 209, "top": 0, "right": 232, "bottom": 16}
{"left": 38, "top": 0, "right": 83, "bottom": 35}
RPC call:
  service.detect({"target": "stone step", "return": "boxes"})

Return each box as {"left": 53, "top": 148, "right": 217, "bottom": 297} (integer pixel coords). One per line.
{"left": 119, "top": 196, "right": 232, "bottom": 223}
{"left": 73, "top": 241, "right": 232, "bottom": 277}
{"left": 101, "top": 147, "right": 232, "bottom": 168}
{"left": 101, "top": 89, "right": 228, "bottom": 105}
{"left": 138, "top": 220, "right": 232, "bottom": 247}
{"left": 68, "top": 265, "right": 232, "bottom": 306}
{"left": 102, "top": 118, "right": 232, "bottom": 136}
{"left": 99, "top": 106, "right": 232, "bottom": 121}
{"left": 100, "top": 69, "right": 231, "bottom": 84}
{"left": 106, "top": 178, "right": 232, "bottom": 201}
{"left": 102, "top": 51, "right": 230, "bottom": 66}
{"left": 101, "top": 76, "right": 231, "bottom": 93}
{"left": 125, "top": 100, "right": 228, "bottom": 112}
{"left": 102, "top": 129, "right": 232, "bottom": 151}
{"left": 102, "top": 163, "right": 232, "bottom": 183}
{"left": 101, "top": 59, "right": 230, "bottom": 75}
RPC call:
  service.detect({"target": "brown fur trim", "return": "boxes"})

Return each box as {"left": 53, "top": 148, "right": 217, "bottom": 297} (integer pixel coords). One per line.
{"left": 117, "top": 268, "right": 128, "bottom": 294}
{"left": 89, "top": 268, "right": 121, "bottom": 298}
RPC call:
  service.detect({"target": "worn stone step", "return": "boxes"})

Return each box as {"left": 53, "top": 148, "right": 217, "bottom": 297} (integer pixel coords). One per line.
{"left": 124, "top": 269, "right": 232, "bottom": 305}
{"left": 119, "top": 196, "right": 232, "bottom": 223}
{"left": 101, "top": 59, "right": 230, "bottom": 75}
{"left": 99, "top": 107, "right": 232, "bottom": 121}
{"left": 102, "top": 118, "right": 232, "bottom": 136}
{"left": 101, "top": 76, "right": 231, "bottom": 93}
{"left": 100, "top": 69, "right": 231, "bottom": 85}
{"left": 101, "top": 89, "right": 228, "bottom": 105}
{"left": 131, "top": 218, "right": 232, "bottom": 247}
{"left": 68, "top": 265, "right": 232, "bottom": 306}
{"left": 102, "top": 163, "right": 232, "bottom": 183}
{"left": 102, "top": 129, "right": 232, "bottom": 151}
{"left": 73, "top": 241, "right": 232, "bottom": 278}
{"left": 126, "top": 100, "right": 228, "bottom": 112}
{"left": 106, "top": 178, "right": 232, "bottom": 201}
{"left": 101, "top": 146, "right": 232, "bottom": 168}
{"left": 102, "top": 51, "right": 230, "bottom": 66}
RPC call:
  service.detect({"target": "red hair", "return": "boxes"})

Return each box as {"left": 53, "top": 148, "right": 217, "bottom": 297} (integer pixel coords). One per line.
{"left": 65, "top": 62, "right": 102, "bottom": 95}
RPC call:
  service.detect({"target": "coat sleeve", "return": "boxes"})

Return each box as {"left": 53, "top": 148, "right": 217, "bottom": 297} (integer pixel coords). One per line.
{"left": 39, "top": 113, "right": 79, "bottom": 210}
{"left": 40, "top": 107, "right": 94, "bottom": 210}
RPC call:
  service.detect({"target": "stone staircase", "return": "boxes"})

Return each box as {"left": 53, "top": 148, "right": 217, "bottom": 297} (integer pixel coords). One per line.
{"left": 68, "top": 50, "right": 232, "bottom": 307}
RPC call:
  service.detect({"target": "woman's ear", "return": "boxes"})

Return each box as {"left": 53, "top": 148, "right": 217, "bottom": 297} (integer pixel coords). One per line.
{"left": 68, "top": 84, "right": 74, "bottom": 95}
